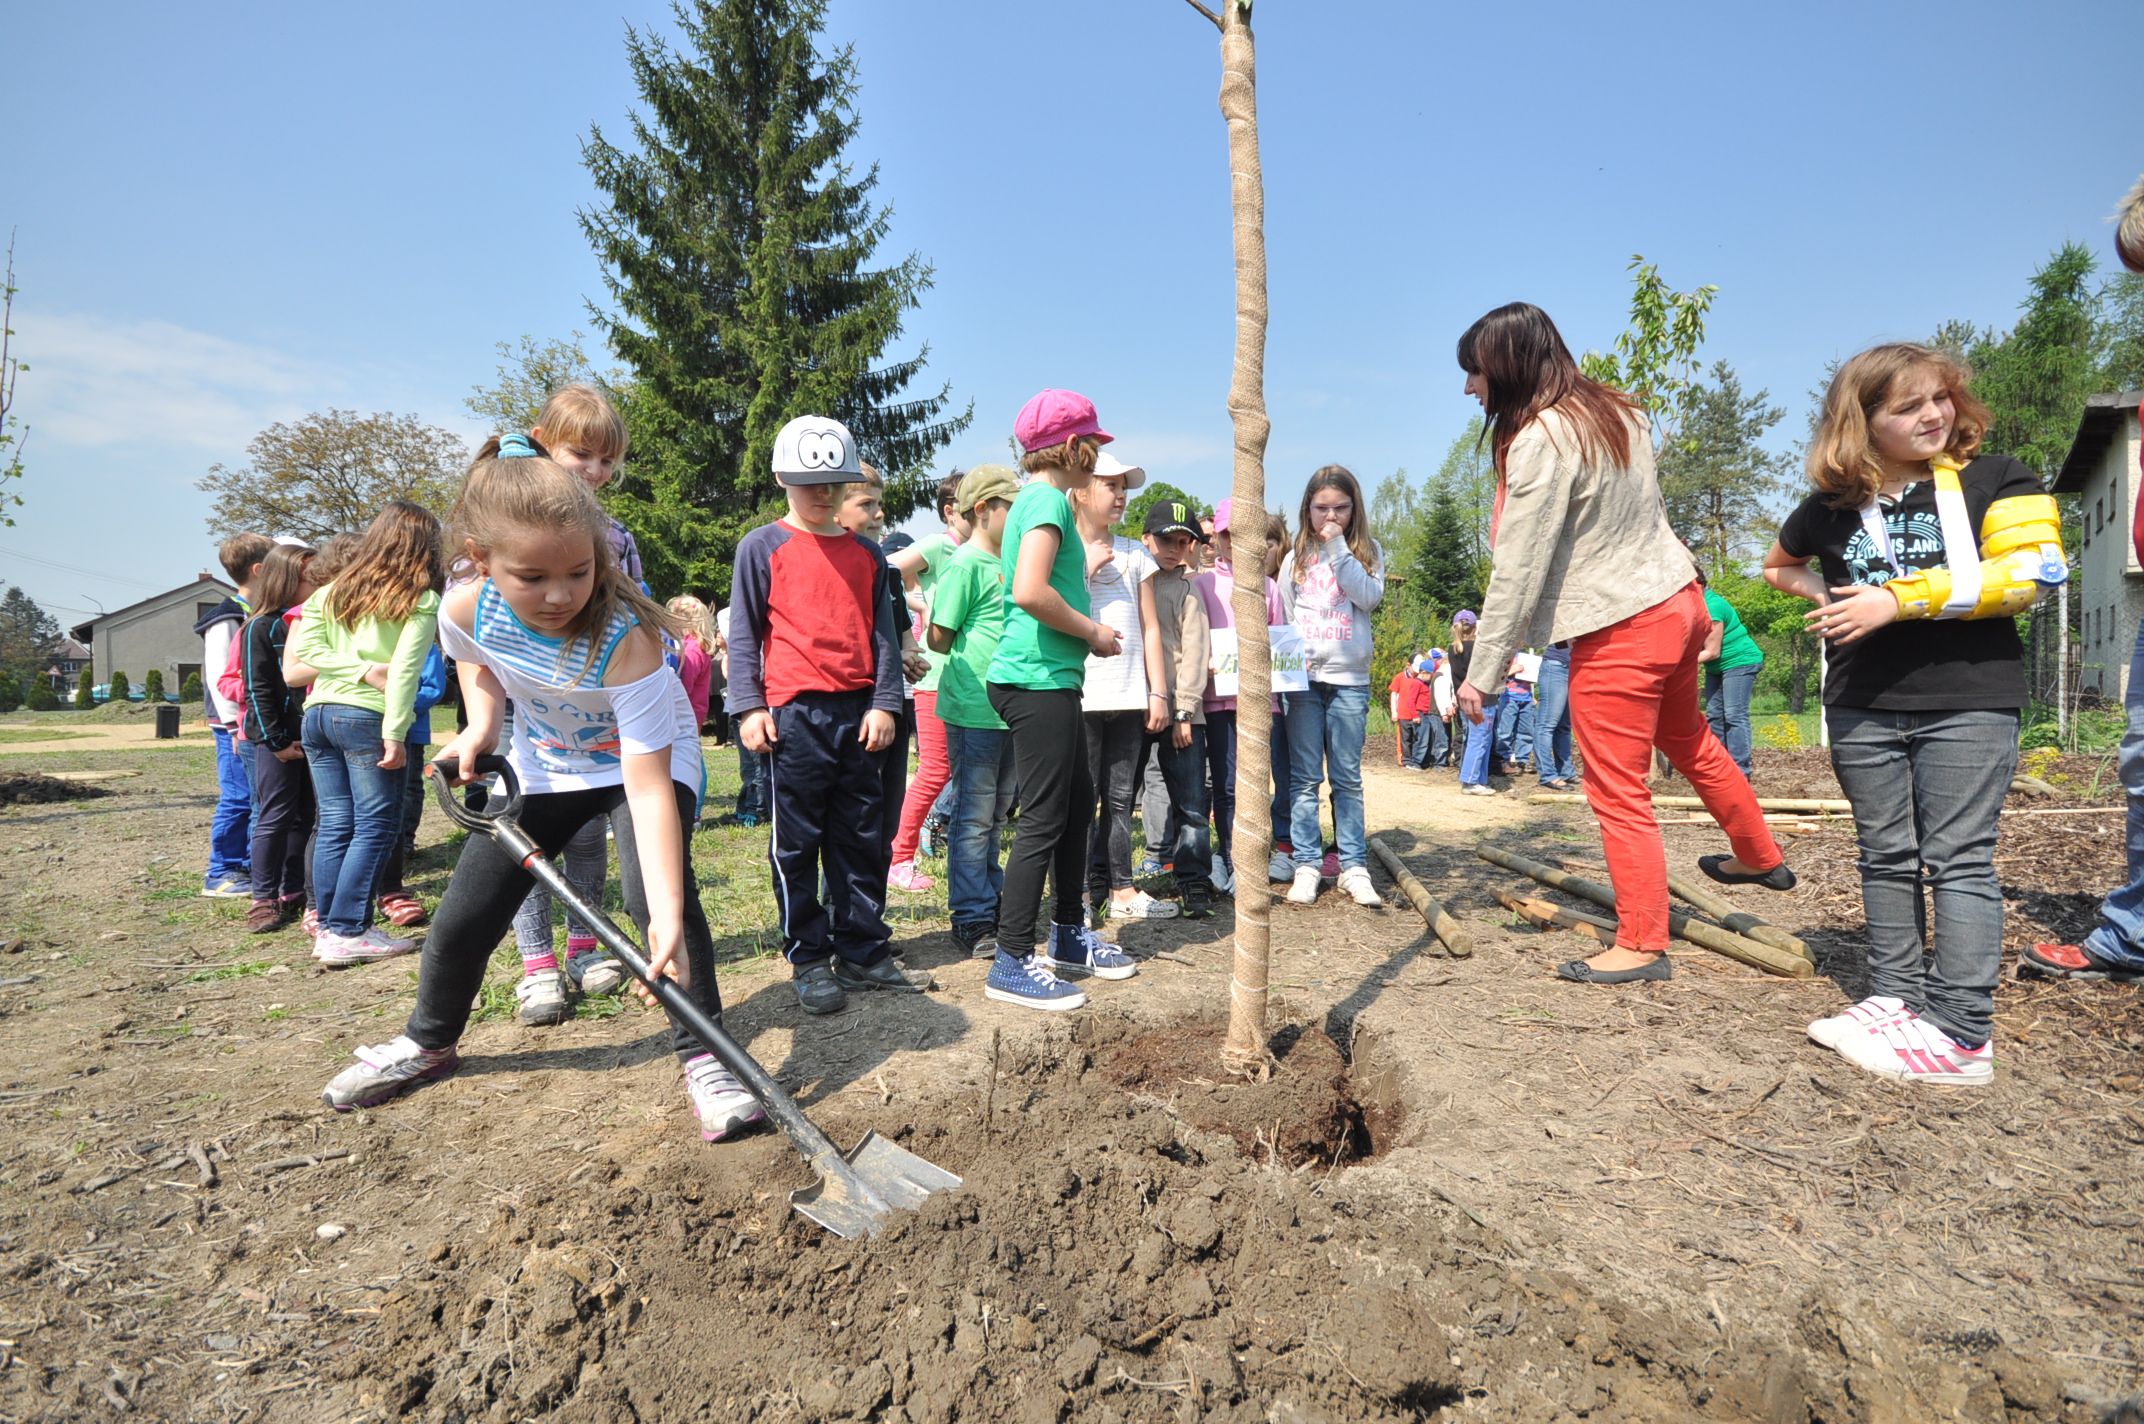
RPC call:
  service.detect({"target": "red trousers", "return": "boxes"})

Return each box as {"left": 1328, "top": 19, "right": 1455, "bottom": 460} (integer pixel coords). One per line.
{"left": 891, "top": 690, "right": 950, "bottom": 865}
{"left": 1569, "top": 582, "right": 1780, "bottom": 952}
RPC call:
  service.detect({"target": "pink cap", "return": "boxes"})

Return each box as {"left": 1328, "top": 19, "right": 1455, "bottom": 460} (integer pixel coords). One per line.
{"left": 1212, "top": 497, "right": 1235, "bottom": 532}
{"left": 1014, "top": 389, "right": 1113, "bottom": 453}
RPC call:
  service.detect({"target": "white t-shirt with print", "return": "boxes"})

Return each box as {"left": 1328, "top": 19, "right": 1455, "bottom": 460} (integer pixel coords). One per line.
{"left": 1081, "top": 535, "right": 1156, "bottom": 713}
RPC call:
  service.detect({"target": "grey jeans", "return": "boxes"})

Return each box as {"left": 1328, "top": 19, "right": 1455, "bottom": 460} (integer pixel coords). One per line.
{"left": 1827, "top": 705, "right": 2019, "bottom": 1048}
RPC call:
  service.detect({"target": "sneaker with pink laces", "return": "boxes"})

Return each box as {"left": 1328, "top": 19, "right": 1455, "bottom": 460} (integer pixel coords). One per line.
{"left": 887, "top": 861, "right": 935, "bottom": 893}
{"left": 315, "top": 927, "right": 418, "bottom": 969}
{"left": 1831, "top": 1013, "right": 1994, "bottom": 1086}
{"left": 1806, "top": 995, "right": 1910, "bottom": 1051}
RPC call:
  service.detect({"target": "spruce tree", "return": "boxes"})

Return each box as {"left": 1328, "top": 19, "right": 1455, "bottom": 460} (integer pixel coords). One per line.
{"left": 0, "top": 675, "right": 18, "bottom": 713}
{"left": 581, "top": 0, "right": 969, "bottom": 596}
{"left": 1656, "top": 361, "right": 1793, "bottom": 574}
{"left": 1970, "top": 243, "right": 2103, "bottom": 475}
{"left": 143, "top": 669, "right": 165, "bottom": 703}
{"left": 74, "top": 672, "right": 95, "bottom": 710}
{"left": 109, "top": 670, "right": 129, "bottom": 704}
{"left": 1406, "top": 483, "right": 1483, "bottom": 617}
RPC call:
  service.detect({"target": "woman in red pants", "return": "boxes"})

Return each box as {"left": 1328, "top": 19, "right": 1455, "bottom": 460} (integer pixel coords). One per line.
{"left": 1454, "top": 303, "right": 1792, "bottom": 983}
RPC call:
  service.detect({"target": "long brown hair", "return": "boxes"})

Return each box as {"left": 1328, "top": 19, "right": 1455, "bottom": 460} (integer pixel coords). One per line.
{"left": 253, "top": 543, "right": 316, "bottom": 615}
{"left": 324, "top": 502, "right": 445, "bottom": 628}
{"left": 1805, "top": 343, "right": 1991, "bottom": 510}
{"left": 1457, "top": 302, "right": 1641, "bottom": 470}
{"left": 1291, "top": 465, "right": 1382, "bottom": 581}
{"left": 449, "top": 453, "right": 681, "bottom": 682}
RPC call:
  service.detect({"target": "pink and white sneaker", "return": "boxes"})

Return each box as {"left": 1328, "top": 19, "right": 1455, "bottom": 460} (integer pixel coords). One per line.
{"left": 1806, "top": 995, "right": 1911, "bottom": 1051}
{"left": 887, "top": 861, "right": 935, "bottom": 893}
{"left": 684, "top": 1054, "right": 765, "bottom": 1142}
{"left": 1831, "top": 1012, "right": 1994, "bottom": 1087}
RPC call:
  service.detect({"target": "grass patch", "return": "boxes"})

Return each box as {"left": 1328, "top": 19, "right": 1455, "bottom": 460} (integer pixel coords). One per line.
{"left": 0, "top": 729, "right": 89, "bottom": 745}
{"left": 184, "top": 961, "right": 274, "bottom": 982}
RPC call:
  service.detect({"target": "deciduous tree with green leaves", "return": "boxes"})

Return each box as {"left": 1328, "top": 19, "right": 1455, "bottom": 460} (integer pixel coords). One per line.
{"left": 465, "top": 334, "right": 622, "bottom": 439}
{"left": 197, "top": 411, "right": 467, "bottom": 542}
{"left": 1579, "top": 255, "right": 1718, "bottom": 447}
{"left": 581, "top": 0, "right": 968, "bottom": 598}
{"left": 1117, "top": 482, "right": 1206, "bottom": 540}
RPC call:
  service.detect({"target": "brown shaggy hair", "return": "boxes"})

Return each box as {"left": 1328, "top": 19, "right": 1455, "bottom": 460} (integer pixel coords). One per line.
{"left": 323, "top": 502, "right": 446, "bottom": 628}
{"left": 252, "top": 543, "right": 317, "bottom": 616}
{"left": 532, "top": 384, "right": 629, "bottom": 460}
{"left": 1019, "top": 435, "right": 1102, "bottom": 480}
{"left": 1291, "top": 466, "right": 1382, "bottom": 582}
{"left": 1457, "top": 302, "right": 1642, "bottom": 471}
{"left": 308, "top": 533, "right": 359, "bottom": 586}
{"left": 1806, "top": 343, "right": 1991, "bottom": 510}
{"left": 218, "top": 532, "right": 275, "bottom": 586}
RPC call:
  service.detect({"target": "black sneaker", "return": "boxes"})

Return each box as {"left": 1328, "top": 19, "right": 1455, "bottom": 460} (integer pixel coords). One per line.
{"left": 951, "top": 924, "right": 998, "bottom": 960}
{"left": 794, "top": 964, "right": 848, "bottom": 1015}
{"left": 1181, "top": 887, "right": 1215, "bottom": 919}
{"left": 831, "top": 955, "right": 933, "bottom": 993}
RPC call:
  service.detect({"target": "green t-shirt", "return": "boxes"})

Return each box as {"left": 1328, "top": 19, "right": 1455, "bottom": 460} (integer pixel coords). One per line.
{"left": 986, "top": 482, "right": 1089, "bottom": 690}
{"left": 1703, "top": 588, "right": 1764, "bottom": 673}
{"left": 911, "top": 530, "right": 959, "bottom": 694}
{"left": 929, "top": 541, "right": 1008, "bottom": 729}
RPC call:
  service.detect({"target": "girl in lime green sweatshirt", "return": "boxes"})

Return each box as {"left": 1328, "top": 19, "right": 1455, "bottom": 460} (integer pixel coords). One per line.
{"left": 288, "top": 500, "right": 445, "bottom": 965}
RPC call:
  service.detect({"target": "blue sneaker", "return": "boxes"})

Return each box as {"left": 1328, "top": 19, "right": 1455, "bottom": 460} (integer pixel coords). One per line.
{"left": 984, "top": 949, "right": 1087, "bottom": 1012}
{"left": 201, "top": 873, "right": 252, "bottom": 900}
{"left": 1044, "top": 923, "right": 1138, "bottom": 981}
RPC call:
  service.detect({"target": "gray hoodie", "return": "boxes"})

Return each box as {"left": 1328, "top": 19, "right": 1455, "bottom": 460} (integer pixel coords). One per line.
{"left": 1278, "top": 536, "right": 1385, "bottom": 686}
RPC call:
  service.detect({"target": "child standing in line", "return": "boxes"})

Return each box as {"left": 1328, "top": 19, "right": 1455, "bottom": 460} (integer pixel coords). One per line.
{"left": 196, "top": 532, "right": 275, "bottom": 898}
{"left": 834, "top": 468, "right": 931, "bottom": 892}
{"left": 320, "top": 449, "right": 763, "bottom": 1143}
{"left": 715, "top": 605, "right": 769, "bottom": 826}
{"left": 1191, "top": 498, "right": 1270, "bottom": 895}
{"left": 1143, "top": 500, "right": 1217, "bottom": 917}
{"left": 288, "top": 503, "right": 444, "bottom": 966}
{"left": 926, "top": 464, "right": 1021, "bottom": 959}
{"left": 1279, "top": 465, "right": 1386, "bottom": 908}
{"left": 886, "top": 474, "right": 969, "bottom": 891}
{"left": 987, "top": 390, "right": 1139, "bottom": 1010}
{"left": 240, "top": 542, "right": 318, "bottom": 933}
{"left": 665, "top": 596, "right": 717, "bottom": 728}
{"left": 1389, "top": 656, "right": 1428, "bottom": 769}
{"left": 729, "top": 417, "right": 929, "bottom": 1016}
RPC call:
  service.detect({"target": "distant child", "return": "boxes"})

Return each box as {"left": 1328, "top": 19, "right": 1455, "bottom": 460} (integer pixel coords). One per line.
{"left": 728, "top": 416, "right": 927, "bottom": 1016}
{"left": 925, "top": 464, "right": 1021, "bottom": 958}
{"left": 666, "top": 596, "right": 718, "bottom": 727}
{"left": 887, "top": 473, "right": 970, "bottom": 892}
{"left": 239, "top": 542, "right": 318, "bottom": 933}
{"left": 1422, "top": 650, "right": 1455, "bottom": 768}
{"left": 1143, "top": 499, "right": 1217, "bottom": 916}
{"left": 319, "top": 448, "right": 762, "bottom": 1143}
{"left": 196, "top": 532, "right": 274, "bottom": 898}
{"left": 715, "top": 605, "right": 768, "bottom": 825}
{"left": 288, "top": 501, "right": 444, "bottom": 967}
{"left": 986, "top": 390, "right": 1138, "bottom": 1011}
{"left": 1389, "top": 654, "right": 1428, "bottom": 769}
{"left": 834, "top": 466, "right": 930, "bottom": 892}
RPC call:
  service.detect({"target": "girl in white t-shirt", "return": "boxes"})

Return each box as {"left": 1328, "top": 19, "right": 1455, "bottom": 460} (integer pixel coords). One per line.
{"left": 1074, "top": 455, "right": 1177, "bottom": 921}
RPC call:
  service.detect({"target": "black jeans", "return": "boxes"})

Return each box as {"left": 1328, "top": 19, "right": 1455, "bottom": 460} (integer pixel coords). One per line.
{"left": 1084, "top": 709, "right": 1145, "bottom": 896}
{"left": 1204, "top": 710, "right": 1237, "bottom": 868}
{"left": 768, "top": 690, "right": 892, "bottom": 968}
{"left": 248, "top": 743, "right": 314, "bottom": 902}
{"left": 990, "top": 684, "right": 1092, "bottom": 951}
{"left": 406, "top": 780, "right": 719, "bottom": 1059}
{"left": 374, "top": 741, "right": 427, "bottom": 897}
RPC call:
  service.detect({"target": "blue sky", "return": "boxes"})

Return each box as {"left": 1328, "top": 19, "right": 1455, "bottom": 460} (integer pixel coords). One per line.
{"left": 4, "top": 0, "right": 2139, "bottom": 625}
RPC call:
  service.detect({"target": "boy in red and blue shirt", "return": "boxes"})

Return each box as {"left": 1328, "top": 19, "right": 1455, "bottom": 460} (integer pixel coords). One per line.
{"left": 727, "top": 415, "right": 923, "bottom": 1016}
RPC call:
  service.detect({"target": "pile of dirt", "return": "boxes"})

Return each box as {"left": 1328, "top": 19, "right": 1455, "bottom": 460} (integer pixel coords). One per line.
{"left": 0, "top": 770, "right": 112, "bottom": 805}
{"left": 1103, "top": 1019, "right": 1377, "bottom": 1168}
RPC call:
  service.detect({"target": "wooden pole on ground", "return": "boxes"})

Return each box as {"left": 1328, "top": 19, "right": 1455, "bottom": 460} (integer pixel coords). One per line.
{"left": 1495, "top": 890, "right": 1617, "bottom": 946}
{"left": 1474, "top": 846, "right": 1813, "bottom": 979}
{"left": 1367, "top": 835, "right": 1473, "bottom": 957}
{"left": 1552, "top": 855, "right": 1814, "bottom": 960}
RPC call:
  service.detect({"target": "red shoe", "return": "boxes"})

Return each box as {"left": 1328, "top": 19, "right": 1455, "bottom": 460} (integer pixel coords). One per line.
{"left": 2022, "top": 942, "right": 2142, "bottom": 983}
{"left": 378, "top": 892, "right": 428, "bottom": 928}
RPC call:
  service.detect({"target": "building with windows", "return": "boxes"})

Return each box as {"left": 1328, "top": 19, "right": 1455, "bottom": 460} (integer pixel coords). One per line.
{"left": 68, "top": 574, "right": 238, "bottom": 698}
{"left": 43, "top": 638, "right": 93, "bottom": 698}
{"left": 2054, "top": 391, "right": 2144, "bottom": 700}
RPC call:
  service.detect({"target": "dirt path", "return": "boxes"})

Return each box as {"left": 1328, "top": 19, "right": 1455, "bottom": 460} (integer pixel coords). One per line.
{"left": 0, "top": 742, "right": 2138, "bottom": 1421}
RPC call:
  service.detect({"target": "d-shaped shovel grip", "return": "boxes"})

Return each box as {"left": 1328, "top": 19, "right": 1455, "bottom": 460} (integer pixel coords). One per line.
{"left": 427, "top": 753, "right": 523, "bottom": 831}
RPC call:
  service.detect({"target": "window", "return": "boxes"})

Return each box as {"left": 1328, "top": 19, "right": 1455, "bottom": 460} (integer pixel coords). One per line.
{"left": 2098, "top": 497, "right": 2105, "bottom": 532}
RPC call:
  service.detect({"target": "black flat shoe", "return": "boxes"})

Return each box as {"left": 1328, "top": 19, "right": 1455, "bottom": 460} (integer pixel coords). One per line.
{"left": 1698, "top": 854, "right": 1797, "bottom": 892}
{"left": 831, "top": 955, "right": 934, "bottom": 993}
{"left": 1555, "top": 956, "right": 1671, "bottom": 984}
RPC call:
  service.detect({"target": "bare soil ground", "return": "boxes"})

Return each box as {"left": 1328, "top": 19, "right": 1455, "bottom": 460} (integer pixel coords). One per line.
{"left": 0, "top": 740, "right": 2139, "bottom": 1423}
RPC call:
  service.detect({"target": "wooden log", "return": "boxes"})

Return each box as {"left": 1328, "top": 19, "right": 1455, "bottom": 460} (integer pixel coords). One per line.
{"left": 1367, "top": 835, "right": 1473, "bottom": 957}
{"left": 1552, "top": 854, "right": 1813, "bottom": 961}
{"left": 1495, "top": 890, "right": 1616, "bottom": 945}
{"left": 1473, "top": 846, "right": 1813, "bottom": 979}
{"left": 1527, "top": 792, "right": 1853, "bottom": 814}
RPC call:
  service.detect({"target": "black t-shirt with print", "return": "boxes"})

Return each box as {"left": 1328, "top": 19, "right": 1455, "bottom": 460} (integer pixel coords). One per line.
{"left": 1775, "top": 453, "right": 2043, "bottom": 711}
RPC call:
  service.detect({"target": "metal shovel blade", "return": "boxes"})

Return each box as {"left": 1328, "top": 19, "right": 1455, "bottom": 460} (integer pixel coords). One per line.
{"left": 791, "top": 1131, "right": 964, "bottom": 1239}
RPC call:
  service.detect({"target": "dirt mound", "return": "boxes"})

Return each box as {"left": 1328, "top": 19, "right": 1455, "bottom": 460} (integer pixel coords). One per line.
{"left": 1104, "top": 1019, "right": 1375, "bottom": 1168}
{"left": 0, "top": 770, "right": 112, "bottom": 805}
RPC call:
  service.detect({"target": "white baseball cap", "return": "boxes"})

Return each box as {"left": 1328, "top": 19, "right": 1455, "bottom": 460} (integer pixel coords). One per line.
{"left": 1093, "top": 450, "right": 1145, "bottom": 490}
{"left": 772, "top": 415, "right": 862, "bottom": 484}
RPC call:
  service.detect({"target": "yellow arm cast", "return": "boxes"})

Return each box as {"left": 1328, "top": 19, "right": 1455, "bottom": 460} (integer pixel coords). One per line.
{"left": 1887, "top": 494, "right": 2068, "bottom": 622}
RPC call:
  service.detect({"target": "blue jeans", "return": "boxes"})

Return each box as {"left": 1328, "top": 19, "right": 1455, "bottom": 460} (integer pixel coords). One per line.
{"left": 1204, "top": 710, "right": 1237, "bottom": 868}
{"left": 1157, "top": 726, "right": 1213, "bottom": 887}
{"left": 1534, "top": 657, "right": 1575, "bottom": 783}
{"left": 1270, "top": 704, "right": 1295, "bottom": 847}
{"left": 1459, "top": 692, "right": 1503, "bottom": 786}
{"left": 1283, "top": 683, "right": 1368, "bottom": 872}
{"left": 1495, "top": 687, "right": 1536, "bottom": 767}
{"left": 1828, "top": 705, "right": 2019, "bottom": 1048}
{"left": 2086, "top": 620, "right": 2144, "bottom": 972}
{"left": 303, "top": 704, "right": 407, "bottom": 937}
{"left": 1704, "top": 662, "right": 1760, "bottom": 779}
{"left": 736, "top": 743, "right": 769, "bottom": 819}
{"left": 1417, "top": 715, "right": 1450, "bottom": 767}
{"left": 207, "top": 726, "right": 254, "bottom": 883}
{"left": 944, "top": 723, "right": 1017, "bottom": 938}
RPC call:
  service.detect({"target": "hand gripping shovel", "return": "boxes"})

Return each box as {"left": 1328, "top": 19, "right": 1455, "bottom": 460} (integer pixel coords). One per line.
{"left": 429, "top": 755, "right": 961, "bottom": 1239}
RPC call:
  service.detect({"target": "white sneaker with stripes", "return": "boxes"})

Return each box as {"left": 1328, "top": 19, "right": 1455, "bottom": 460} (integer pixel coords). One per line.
{"left": 1806, "top": 995, "right": 1910, "bottom": 1051}
{"left": 1831, "top": 1012, "right": 1994, "bottom": 1086}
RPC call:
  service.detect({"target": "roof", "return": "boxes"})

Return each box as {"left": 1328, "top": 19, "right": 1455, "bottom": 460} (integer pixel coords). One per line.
{"left": 69, "top": 573, "right": 236, "bottom": 642}
{"left": 48, "top": 638, "right": 91, "bottom": 662}
{"left": 2053, "top": 390, "right": 2144, "bottom": 493}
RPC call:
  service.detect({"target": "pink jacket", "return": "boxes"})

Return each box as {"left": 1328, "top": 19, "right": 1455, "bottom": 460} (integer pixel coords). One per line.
{"left": 1193, "top": 562, "right": 1287, "bottom": 712}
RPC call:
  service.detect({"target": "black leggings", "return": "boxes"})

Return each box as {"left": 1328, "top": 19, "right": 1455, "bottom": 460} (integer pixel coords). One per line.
{"left": 405, "top": 780, "right": 719, "bottom": 1059}
{"left": 1084, "top": 710, "right": 1144, "bottom": 895}
{"left": 988, "top": 685, "right": 1092, "bottom": 952}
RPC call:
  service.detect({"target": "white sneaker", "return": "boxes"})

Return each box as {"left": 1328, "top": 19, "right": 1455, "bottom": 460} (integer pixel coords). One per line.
{"left": 684, "top": 1054, "right": 765, "bottom": 1142}
{"left": 1807, "top": 995, "right": 1910, "bottom": 1051}
{"left": 1460, "top": 783, "right": 1496, "bottom": 797}
{"left": 363, "top": 926, "right": 416, "bottom": 953}
{"left": 516, "top": 970, "right": 570, "bottom": 1026}
{"left": 1110, "top": 891, "right": 1180, "bottom": 921}
{"left": 316, "top": 928, "right": 418, "bottom": 968}
{"left": 1832, "top": 1013, "right": 1994, "bottom": 1086}
{"left": 1211, "top": 859, "right": 1235, "bottom": 894}
{"left": 1286, "top": 866, "right": 1321, "bottom": 904}
{"left": 1336, "top": 865, "right": 1382, "bottom": 906}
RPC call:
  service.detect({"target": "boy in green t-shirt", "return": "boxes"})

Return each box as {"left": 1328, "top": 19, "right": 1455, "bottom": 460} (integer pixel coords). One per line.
{"left": 1696, "top": 569, "right": 1765, "bottom": 779}
{"left": 926, "top": 465, "right": 1021, "bottom": 960}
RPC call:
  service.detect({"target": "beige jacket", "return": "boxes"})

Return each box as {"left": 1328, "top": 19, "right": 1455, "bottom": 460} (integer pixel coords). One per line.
{"left": 1151, "top": 565, "right": 1211, "bottom": 725}
{"left": 1465, "top": 406, "right": 1696, "bottom": 698}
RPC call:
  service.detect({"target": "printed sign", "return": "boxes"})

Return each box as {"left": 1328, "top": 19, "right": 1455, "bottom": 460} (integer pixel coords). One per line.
{"left": 1293, "top": 562, "right": 1353, "bottom": 645}
{"left": 1209, "top": 627, "right": 1239, "bottom": 699}
{"left": 1269, "top": 626, "right": 1310, "bottom": 694}
{"left": 1512, "top": 651, "right": 1542, "bottom": 684}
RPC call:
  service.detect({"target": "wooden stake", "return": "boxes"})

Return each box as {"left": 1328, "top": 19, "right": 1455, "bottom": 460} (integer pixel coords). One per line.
{"left": 1495, "top": 890, "right": 1616, "bottom": 945}
{"left": 1553, "top": 855, "right": 1815, "bottom": 962}
{"left": 1368, "top": 835, "right": 1473, "bottom": 957}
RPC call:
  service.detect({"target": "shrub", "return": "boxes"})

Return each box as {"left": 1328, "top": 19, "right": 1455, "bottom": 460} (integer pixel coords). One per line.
{"left": 143, "top": 669, "right": 165, "bottom": 703}
{"left": 109, "top": 670, "right": 130, "bottom": 703}
{"left": 181, "top": 672, "right": 203, "bottom": 703}
{"left": 0, "top": 676, "right": 18, "bottom": 713}
{"left": 74, "top": 674, "right": 95, "bottom": 710}
{"left": 26, "top": 673, "right": 57, "bottom": 711}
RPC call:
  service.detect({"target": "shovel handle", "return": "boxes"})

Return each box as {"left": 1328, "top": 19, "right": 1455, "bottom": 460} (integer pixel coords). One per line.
{"left": 427, "top": 754, "right": 523, "bottom": 832}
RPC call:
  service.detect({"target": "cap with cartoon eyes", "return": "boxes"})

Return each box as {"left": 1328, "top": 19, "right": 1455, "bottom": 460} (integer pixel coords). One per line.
{"left": 772, "top": 415, "right": 863, "bottom": 483}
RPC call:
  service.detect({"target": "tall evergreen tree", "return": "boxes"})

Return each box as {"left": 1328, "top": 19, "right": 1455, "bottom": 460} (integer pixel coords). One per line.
{"left": 1968, "top": 242, "right": 2103, "bottom": 475}
{"left": 581, "top": 0, "right": 969, "bottom": 598}
{"left": 0, "top": 585, "right": 59, "bottom": 693}
{"left": 1404, "top": 483, "right": 1483, "bottom": 617}
{"left": 1656, "top": 361, "right": 1793, "bottom": 574}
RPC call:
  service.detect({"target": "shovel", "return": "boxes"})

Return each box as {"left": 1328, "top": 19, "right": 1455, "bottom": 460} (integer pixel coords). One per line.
{"left": 428, "top": 754, "right": 961, "bottom": 1240}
